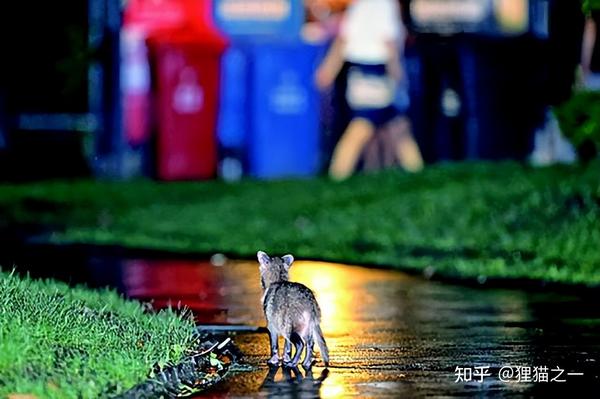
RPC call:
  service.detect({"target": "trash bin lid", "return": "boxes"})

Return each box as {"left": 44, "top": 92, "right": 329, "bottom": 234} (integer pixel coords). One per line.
{"left": 126, "top": 0, "right": 228, "bottom": 51}
{"left": 213, "top": 0, "right": 304, "bottom": 39}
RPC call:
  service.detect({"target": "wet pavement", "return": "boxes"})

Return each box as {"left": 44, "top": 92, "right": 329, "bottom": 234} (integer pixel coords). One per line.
{"left": 191, "top": 260, "right": 600, "bottom": 397}
{"left": 6, "top": 251, "right": 600, "bottom": 397}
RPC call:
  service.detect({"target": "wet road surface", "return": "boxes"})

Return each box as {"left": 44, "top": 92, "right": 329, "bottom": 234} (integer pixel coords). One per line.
{"left": 7, "top": 253, "right": 600, "bottom": 397}
{"left": 199, "top": 262, "right": 600, "bottom": 398}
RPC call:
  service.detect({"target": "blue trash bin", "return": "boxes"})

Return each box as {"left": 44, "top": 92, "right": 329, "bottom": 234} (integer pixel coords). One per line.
{"left": 217, "top": 39, "right": 326, "bottom": 179}
{"left": 247, "top": 40, "right": 325, "bottom": 179}
{"left": 217, "top": 45, "right": 251, "bottom": 181}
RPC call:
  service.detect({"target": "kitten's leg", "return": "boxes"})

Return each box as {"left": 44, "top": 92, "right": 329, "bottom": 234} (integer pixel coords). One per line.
{"left": 267, "top": 326, "right": 280, "bottom": 365}
{"left": 283, "top": 336, "right": 292, "bottom": 364}
{"left": 287, "top": 332, "right": 305, "bottom": 367}
{"left": 302, "top": 332, "right": 314, "bottom": 369}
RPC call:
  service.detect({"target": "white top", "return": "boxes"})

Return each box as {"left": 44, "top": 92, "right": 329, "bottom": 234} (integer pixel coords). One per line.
{"left": 339, "top": 0, "right": 403, "bottom": 65}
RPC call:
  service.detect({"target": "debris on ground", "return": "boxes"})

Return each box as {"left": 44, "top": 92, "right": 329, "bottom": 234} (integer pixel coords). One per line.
{"left": 114, "top": 334, "right": 243, "bottom": 398}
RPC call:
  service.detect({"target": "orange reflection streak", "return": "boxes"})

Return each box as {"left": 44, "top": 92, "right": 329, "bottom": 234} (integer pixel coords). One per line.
{"left": 290, "top": 261, "right": 408, "bottom": 399}
{"left": 290, "top": 261, "right": 407, "bottom": 336}
{"left": 290, "top": 261, "right": 358, "bottom": 336}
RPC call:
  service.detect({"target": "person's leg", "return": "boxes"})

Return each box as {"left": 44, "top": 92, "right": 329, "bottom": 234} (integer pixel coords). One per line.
{"left": 329, "top": 118, "right": 375, "bottom": 180}
{"left": 389, "top": 116, "right": 424, "bottom": 172}
{"left": 379, "top": 124, "right": 397, "bottom": 168}
{"left": 362, "top": 134, "right": 382, "bottom": 172}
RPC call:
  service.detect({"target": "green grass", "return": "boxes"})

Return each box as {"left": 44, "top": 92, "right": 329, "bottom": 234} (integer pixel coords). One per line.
{"left": 1, "top": 161, "right": 599, "bottom": 285}
{"left": 0, "top": 271, "right": 195, "bottom": 398}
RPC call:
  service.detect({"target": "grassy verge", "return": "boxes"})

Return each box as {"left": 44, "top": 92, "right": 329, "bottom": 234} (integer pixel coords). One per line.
{"left": 0, "top": 271, "right": 195, "bottom": 398}
{"left": 0, "top": 161, "right": 599, "bottom": 285}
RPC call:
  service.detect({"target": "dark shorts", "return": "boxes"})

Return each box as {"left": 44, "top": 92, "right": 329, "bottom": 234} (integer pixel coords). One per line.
{"left": 345, "top": 62, "right": 407, "bottom": 127}
{"left": 353, "top": 104, "right": 399, "bottom": 127}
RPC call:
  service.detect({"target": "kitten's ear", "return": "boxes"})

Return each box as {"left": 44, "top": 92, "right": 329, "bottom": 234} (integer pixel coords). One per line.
{"left": 282, "top": 254, "right": 294, "bottom": 268}
{"left": 257, "top": 251, "right": 270, "bottom": 267}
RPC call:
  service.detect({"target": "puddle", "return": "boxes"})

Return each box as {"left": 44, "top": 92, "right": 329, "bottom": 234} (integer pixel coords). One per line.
{"left": 4, "top": 247, "right": 600, "bottom": 396}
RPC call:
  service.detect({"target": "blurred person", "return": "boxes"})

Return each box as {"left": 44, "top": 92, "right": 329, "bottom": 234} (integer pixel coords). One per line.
{"left": 363, "top": 1, "right": 423, "bottom": 173}
{"left": 582, "top": 9, "right": 600, "bottom": 89}
{"left": 315, "top": 0, "right": 423, "bottom": 180}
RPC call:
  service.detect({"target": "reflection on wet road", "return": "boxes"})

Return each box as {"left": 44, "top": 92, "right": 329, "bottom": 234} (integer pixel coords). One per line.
{"left": 121, "top": 259, "right": 600, "bottom": 397}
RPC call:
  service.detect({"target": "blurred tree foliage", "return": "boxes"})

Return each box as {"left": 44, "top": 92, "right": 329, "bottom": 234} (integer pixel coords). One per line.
{"left": 553, "top": 1, "right": 600, "bottom": 162}
{"left": 554, "top": 91, "right": 600, "bottom": 162}
{"left": 583, "top": 0, "right": 600, "bottom": 13}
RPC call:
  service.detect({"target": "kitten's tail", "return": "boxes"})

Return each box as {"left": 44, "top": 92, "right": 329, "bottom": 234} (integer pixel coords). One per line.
{"left": 313, "top": 323, "right": 329, "bottom": 367}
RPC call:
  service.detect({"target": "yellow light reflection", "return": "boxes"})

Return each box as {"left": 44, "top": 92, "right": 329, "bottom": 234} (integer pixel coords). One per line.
{"left": 319, "top": 373, "right": 357, "bottom": 399}
{"left": 291, "top": 261, "right": 359, "bottom": 336}
{"left": 320, "top": 377, "right": 347, "bottom": 399}
{"left": 289, "top": 261, "right": 408, "bottom": 399}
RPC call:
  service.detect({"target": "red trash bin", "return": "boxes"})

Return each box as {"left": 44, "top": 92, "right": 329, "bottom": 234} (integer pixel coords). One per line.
{"left": 149, "top": 30, "right": 226, "bottom": 180}
{"left": 132, "top": 0, "right": 227, "bottom": 180}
